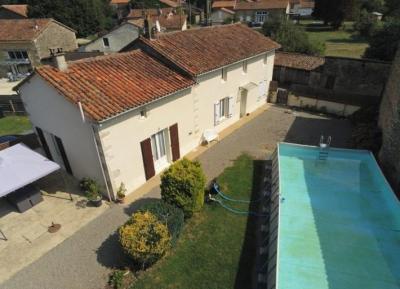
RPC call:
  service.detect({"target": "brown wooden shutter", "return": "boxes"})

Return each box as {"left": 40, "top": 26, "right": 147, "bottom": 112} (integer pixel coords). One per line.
{"left": 140, "top": 138, "right": 155, "bottom": 180}
{"left": 169, "top": 123, "right": 180, "bottom": 162}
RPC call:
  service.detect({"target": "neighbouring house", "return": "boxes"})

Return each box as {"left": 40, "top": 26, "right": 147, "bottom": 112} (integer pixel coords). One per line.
{"left": 0, "top": 4, "right": 28, "bottom": 19}
{"left": 79, "top": 21, "right": 141, "bottom": 53}
{"left": 289, "top": 0, "right": 314, "bottom": 17}
{"left": 16, "top": 24, "right": 279, "bottom": 199}
{"left": 0, "top": 18, "right": 77, "bottom": 79}
{"left": 272, "top": 52, "right": 391, "bottom": 116}
{"left": 234, "top": 0, "right": 290, "bottom": 24}
{"left": 379, "top": 47, "right": 400, "bottom": 196}
{"left": 127, "top": 9, "right": 187, "bottom": 32}
{"left": 110, "top": 0, "right": 131, "bottom": 20}
{"left": 211, "top": 1, "right": 236, "bottom": 24}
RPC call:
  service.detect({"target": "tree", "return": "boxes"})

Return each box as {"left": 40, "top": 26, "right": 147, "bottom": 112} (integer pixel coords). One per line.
{"left": 313, "top": 0, "right": 346, "bottom": 29}
{"left": 364, "top": 18, "right": 400, "bottom": 61}
{"left": 385, "top": 0, "right": 400, "bottom": 18}
{"left": 26, "top": 0, "right": 114, "bottom": 37}
{"left": 354, "top": 9, "right": 378, "bottom": 37}
{"left": 263, "top": 17, "right": 325, "bottom": 56}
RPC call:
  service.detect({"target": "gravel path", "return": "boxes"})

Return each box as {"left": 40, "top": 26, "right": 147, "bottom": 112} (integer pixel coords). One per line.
{"left": 0, "top": 106, "right": 352, "bottom": 289}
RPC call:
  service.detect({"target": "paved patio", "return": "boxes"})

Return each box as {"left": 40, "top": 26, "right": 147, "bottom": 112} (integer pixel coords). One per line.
{"left": 0, "top": 105, "right": 353, "bottom": 289}
{"left": 0, "top": 171, "right": 109, "bottom": 284}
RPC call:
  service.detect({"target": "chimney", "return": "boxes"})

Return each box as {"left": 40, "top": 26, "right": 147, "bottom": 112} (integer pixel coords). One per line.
{"left": 50, "top": 48, "right": 68, "bottom": 72}
{"left": 144, "top": 13, "right": 153, "bottom": 39}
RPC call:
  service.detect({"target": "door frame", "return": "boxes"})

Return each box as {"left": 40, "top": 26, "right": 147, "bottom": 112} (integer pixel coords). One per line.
{"left": 240, "top": 90, "right": 247, "bottom": 118}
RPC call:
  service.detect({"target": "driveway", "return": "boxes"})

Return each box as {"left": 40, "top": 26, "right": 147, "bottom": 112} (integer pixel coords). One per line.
{"left": 0, "top": 105, "right": 352, "bottom": 289}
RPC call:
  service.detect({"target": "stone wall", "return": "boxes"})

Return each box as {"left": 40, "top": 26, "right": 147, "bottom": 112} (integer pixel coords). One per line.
{"left": 378, "top": 48, "right": 400, "bottom": 196}
{"left": 274, "top": 56, "right": 392, "bottom": 107}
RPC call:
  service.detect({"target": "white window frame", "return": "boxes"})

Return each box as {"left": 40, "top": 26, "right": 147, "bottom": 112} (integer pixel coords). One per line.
{"left": 255, "top": 11, "right": 268, "bottom": 23}
{"left": 7, "top": 50, "right": 28, "bottom": 60}
{"left": 214, "top": 96, "right": 234, "bottom": 126}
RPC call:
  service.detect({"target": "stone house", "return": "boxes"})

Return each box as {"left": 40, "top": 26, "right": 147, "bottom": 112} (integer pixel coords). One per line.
{"left": 289, "top": 0, "right": 314, "bottom": 17}
{"left": 234, "top": 0, "right": 290, "bottom": 24}
{"left": 79, "top": 21, "right": 141, "bottom": 53}
{"left": 110, "top": 0, "right": 131, "bottom": 20}
{"left": 0, "top": 4, "right": 28, "bottom": 19}
{"left": 379, "top": 47, "right": 400, "bottom": 196}
{"left": 211, "top": 1, "right": 236, "bottom": 24}
{"left": 16, "top": 24, "right": 279, "bottom": 200}
{"left": 0, "top": 18, "right": 77, "bottom": 78}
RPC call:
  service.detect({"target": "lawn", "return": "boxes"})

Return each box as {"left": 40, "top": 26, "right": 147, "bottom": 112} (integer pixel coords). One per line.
{"left": 301, "top": 20, "right": 369, "bottom": 58}
{"left": 0, "top": 115, "right": 31, "bottom": 136}
{"left": 131, "top": 155, "right": 265, "bottom": 289}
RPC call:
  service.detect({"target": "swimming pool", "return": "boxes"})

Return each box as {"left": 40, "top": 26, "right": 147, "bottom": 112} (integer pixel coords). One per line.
{"left": 271, "top": 143, "right": 400, "bottom": 289}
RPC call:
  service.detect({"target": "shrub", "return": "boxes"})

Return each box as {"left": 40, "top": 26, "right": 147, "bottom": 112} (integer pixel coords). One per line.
{"left": 80, "top": 177, "right": 101, "bottom": 200}
{"left": 119, "top": 211, "right": 171, "bottom": 269}
{"left": 353, "top": 9, "right": 378, "bottom": 37}
{"left": 117, "top": 183, "right": 127, "bottom": 199}
{"left": 160, "top": 158, "right": 206, "bottom": 218}
{"left": 139, "top": 200, "right": 184, "bottom": 245}
{"left": 109, "top": 270, "right": 124, "bottom": 289}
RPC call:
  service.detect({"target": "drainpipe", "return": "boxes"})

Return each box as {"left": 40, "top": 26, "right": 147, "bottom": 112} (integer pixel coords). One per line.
{"left": 91, "top": 124, "right": 113, "bottom": 202}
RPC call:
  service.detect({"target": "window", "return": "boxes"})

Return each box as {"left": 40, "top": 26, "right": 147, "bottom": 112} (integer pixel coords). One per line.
{"left": 219, "top": 97, "right": 229, "bottom": 119}
{"left": 214, "top": 97, "right": 233, "bottom": 125}
{"left": 242, "top": 61, "right": 247, "bottom": 74}
{"left": 255, "top": 11, "right": 268, "bottom": 23}
{"left": 103, "top": 37, "right": 110, "bottom": 47}
{"left": 7, "top": 50, "right": 28, "bottom": 60}
{"left": 151, "top": 130, "right": 167, "bottom": 161}
{"left": 221, "top": 68, "right": 227, "bottom": 81}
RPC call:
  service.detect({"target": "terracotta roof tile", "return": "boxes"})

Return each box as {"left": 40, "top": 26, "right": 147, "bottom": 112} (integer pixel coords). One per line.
{"left": 36, "top": 51, "right": 195, "bottom": 121}
{"left": 234, "top": 0, "right": 289, "bottom": 10}
{"left": 1, "top": 4, "right": 28, "bottom": 17}
{"left": 274, "top": 52, "right": 324, "bottom": 71}
{"left": 159, "top": 0, "right": 181, "bottom": 8}
{"left": 0, "top": 18, "right": 53, "bottom": 41}
{"left": 212, "top": 1, "right": 235, "bottom": 8}
{"left": 127, "top": 8, "right": 174, "bottom": 19}
{"left": 110, "top": 0, "right": 130, "bottom": 4}
{"left": 140, "top": 23, "right": 280, "bottom": 76}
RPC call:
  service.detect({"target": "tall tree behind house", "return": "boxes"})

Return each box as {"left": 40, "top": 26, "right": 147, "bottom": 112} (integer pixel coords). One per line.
{"left": 26, "top": 0, "right": 114, "bottom": 37}
{"left": 313, "top": 0, "right": 346, "bottom": 29}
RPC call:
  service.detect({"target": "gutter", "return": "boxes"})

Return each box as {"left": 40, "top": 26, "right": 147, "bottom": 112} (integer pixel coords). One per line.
{"left": 91, "top": 124, "right": 113, "bottom": 202}
{"left": 98, "top": 85, "right": 194, "bottom": 124}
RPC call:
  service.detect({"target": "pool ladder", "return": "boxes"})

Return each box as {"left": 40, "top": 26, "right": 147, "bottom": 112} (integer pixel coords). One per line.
{"left": 318, "top": 135, "right": 331, "bottom": 161}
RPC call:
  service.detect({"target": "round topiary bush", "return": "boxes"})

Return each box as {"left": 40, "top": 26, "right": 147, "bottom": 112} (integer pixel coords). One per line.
{"left": 119, "top": 211, "right": 171, "bottom": 269}
{"left": 160, "top": 158, "right": 206, "bottom": 218}
{"left": 139, "top": 200, "right": 184, "bottom": 245}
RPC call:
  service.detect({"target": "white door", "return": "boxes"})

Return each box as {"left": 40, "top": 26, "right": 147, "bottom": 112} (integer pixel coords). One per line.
{"left": 151, "top": 129, "right": 169, "bottom": 172}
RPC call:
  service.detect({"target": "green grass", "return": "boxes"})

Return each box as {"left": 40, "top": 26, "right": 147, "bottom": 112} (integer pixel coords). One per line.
{"left": 0, "top": 116, "right": 31, "bottom": 136}
{"left": 301, "top": 20, "right": 369, "bottom": 58}
{"left": 131, "top": 155, "right": 263, "bottom": 289}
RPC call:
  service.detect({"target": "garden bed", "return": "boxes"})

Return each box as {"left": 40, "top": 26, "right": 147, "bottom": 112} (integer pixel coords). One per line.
{"left": 126, "top": 155, "right": 264, "bottom": 289}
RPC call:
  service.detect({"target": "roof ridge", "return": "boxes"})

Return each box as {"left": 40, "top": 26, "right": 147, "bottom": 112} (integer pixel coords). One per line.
{"left": 152, "top": 22, "right": 243, "bottom": 39}
{"left": 68, "top": 50, "right": 143, "bottom": 65}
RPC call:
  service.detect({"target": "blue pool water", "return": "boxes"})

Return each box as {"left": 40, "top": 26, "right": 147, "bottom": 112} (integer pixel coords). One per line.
{"left": 276, "top": 143, "right": 400, "bottom": 289}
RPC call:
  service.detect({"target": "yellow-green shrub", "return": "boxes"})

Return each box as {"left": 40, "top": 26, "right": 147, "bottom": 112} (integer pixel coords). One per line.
{"left": 119, "top": 211, "right": 171, "bottom": 269}
{"left": 160, "top": 158, "right": 206, "bottom": 217}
